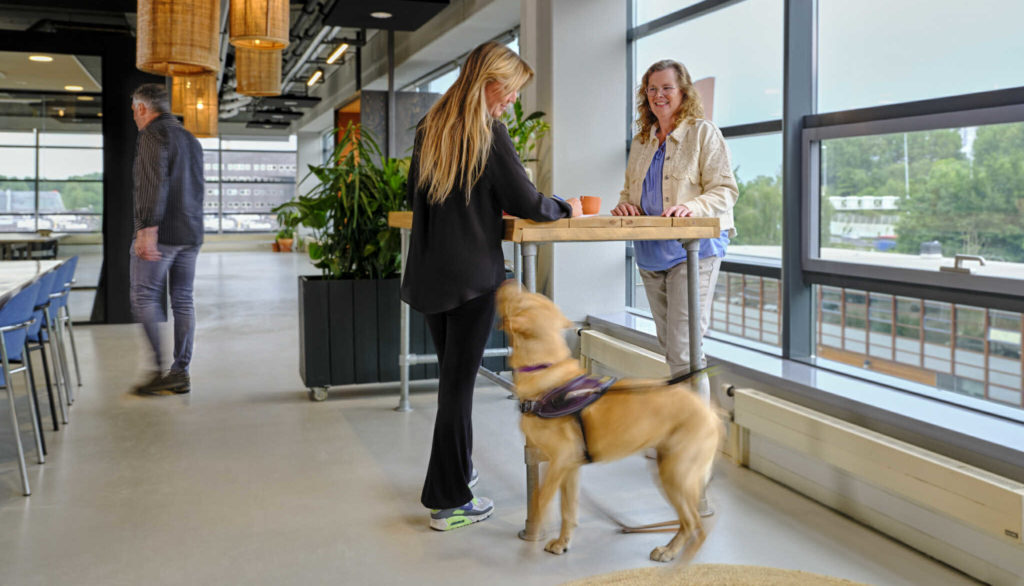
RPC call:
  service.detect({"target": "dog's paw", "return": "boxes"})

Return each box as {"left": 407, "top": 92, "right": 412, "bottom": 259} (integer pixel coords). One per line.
{"left": 649, "top": 546, "right": 677, "bottom": 563}
{"left": 544, "top": 538, "right": 570, "bottom": 555}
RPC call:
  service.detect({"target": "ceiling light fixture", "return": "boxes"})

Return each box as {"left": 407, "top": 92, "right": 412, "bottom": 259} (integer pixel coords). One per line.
{"left": 325, "top": 43, "right": 349, "bottom": 65}
{"left": 77, "top": 96, "right": 94, "bottom": 101}
{"left": 306, "top": 68, "right": 323, "bottom": 86}
{"left": 64, "top": 85, "right": 84, "bottom": 91}
{"left": 370, "top": 11, "right": 393, "bottom": 19}
{"left": 29, "top": 55, "right": 54, "bottom": 62}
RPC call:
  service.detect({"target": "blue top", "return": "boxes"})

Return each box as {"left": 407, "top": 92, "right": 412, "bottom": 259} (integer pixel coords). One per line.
{"left": 634, "top": 141, "right": 729, "bottom": 271}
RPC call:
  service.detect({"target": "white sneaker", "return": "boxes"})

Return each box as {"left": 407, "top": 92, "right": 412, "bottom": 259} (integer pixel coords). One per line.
{"left": 429, "top": 497, "right": 494, "bottom": 531}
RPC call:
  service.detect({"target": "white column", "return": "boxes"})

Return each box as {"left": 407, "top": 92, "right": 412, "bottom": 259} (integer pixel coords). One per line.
{"left": 520, "top": 0, "right": 627, "bottom": 322}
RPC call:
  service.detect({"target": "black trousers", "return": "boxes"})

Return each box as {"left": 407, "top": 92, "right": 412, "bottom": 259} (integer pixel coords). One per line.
{"left": 420, "top": 291, "right": 496, "bottom": 509}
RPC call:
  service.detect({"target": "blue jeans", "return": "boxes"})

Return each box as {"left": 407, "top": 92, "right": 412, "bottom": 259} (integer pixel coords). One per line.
{"left": 130, "top": 242, "right": 200, "bottom": 373}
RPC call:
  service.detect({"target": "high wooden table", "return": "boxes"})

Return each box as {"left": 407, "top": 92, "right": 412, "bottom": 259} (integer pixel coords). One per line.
{"left": 388, "top": 211, "right": 720, "bottom": 537}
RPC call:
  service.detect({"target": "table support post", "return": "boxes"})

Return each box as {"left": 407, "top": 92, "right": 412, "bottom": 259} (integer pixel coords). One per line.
{"left": 522, "top": 242, "right": 537, "bottom": 293}
{"left": 396, "top": 228, "right": 412, "bottom": 412}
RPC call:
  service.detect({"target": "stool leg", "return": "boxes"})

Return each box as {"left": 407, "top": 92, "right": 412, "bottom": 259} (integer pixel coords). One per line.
{"left": 1, "top": 341, "right": 32, "bottom": 495}
{"left": 43, "top": 308, "right": 70, "bottom": 422}
{"left": 61, "top": 305, "right": 82, "bottom": 387}
{"left": 24, "top": 342, "right": 47, "bottom": 457}
{"left": 36, "top": 341, "right": 62, "bottom": 429}
{"left": 53, "top": 313, "right": 73, "bottom": 405}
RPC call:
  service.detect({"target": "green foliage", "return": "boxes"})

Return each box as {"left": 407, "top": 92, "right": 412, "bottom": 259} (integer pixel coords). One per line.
{"left": 500, "top": 99, "right": 550, "bottom": 163}
{"left": 271, "top": 124, "right": 409, "bottom": 279}
{"left": 731, "top": 170, "right": 782, "bottom": 247}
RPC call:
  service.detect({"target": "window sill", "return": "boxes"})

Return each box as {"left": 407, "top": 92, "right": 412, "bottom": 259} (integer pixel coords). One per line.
{"left": 586, "top": 311, "right": 1024, "bottom": 483}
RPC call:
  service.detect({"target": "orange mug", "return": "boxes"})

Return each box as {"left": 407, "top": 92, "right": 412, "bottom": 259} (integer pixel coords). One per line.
{"left": 580, "top": 196, "right": 601, "bottom": 215}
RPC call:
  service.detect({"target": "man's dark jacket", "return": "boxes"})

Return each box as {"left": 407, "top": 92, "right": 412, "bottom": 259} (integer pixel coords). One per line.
{"left": 133, "top": 113, "right": 205, "bottom": 245}
{"left": 401, "top": 121, "right": 571, "bottom": 314}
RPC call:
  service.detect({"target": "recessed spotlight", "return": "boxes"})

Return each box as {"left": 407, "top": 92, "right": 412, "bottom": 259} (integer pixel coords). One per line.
{"left": 77, "top": 95, "right": 94, "bottom": 101}
{"left": 325, "top": 43, "right": 349, "bottom": 65}
{"left": 58, "top": 108, "right": 65, "bottom": 117}
{"left": 65, "top": 85, "right": 84, "bottom": 91}
{"left": 284, "top": 101, "right": 297, "bottom": 105}
{"left": 370, "top": 11, "right": 392, "bottom": 19}
{"left": 97, "top": 112, "right": 103, "bottom": 117}
{"left": 29, "top": 55, "right": 54, "bottom": 62}
{"left": 306, "top": 69, "right": 324, "bottom": 86}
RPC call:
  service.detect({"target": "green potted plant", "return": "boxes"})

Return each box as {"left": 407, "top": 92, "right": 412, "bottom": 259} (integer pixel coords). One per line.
{"left": 272, "top": 123, "right": 418, "bottom": 399}
{"left": 275, "top": 226, "right": 295, "bottom": 252}
{"left": 501, "top": 98, "right": 550, "bottom": 182}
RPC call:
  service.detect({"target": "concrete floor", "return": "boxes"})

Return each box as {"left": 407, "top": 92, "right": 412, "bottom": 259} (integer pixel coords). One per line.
{"left": 0, "top": 251, "right": 981, "bottom": 585}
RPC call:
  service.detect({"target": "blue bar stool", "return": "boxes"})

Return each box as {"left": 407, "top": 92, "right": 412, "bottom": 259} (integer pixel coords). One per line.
{"left": 1, "top": 280, "right": 46, "bottom": 496}
{"left": 52, "top": 256, "right": 82, "bottom": 388}
{"left": 24, "top": 270, "right": 67, "bottom": 430}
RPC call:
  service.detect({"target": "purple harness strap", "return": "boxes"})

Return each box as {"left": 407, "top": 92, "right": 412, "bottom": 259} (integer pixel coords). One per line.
{"left": 519, "top": 374, "right": 618, "bottom": 463}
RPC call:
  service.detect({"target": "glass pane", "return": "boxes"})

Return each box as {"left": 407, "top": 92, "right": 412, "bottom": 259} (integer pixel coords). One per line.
{"left": 198, "top": 137, "right": 221, "bottom": 150}
{"left": 39, "top": 148, "right": 102, "bottom": 180}
{"left": 0, "top": 147, "right": 36, "bottom": 180}
{"left": 220, "top": 151, "right": 297, "bottom": 183}
{"left": 634, "top": 0, "right": 782, "bottom": 127}
{"left": 0, "top": 214, "right": 35, "bottom": 232}
{"left": 818, "top": 0, "right": 1024, "bottom": 112}
{"left": 220, "top": 182, "right": 294, "bottom": 214}
{"left": 220, "top": 135, "right": 297, "bottom": 151}
{"left": 203, "top": 150, "right": 221, "bottom": 182}
{"left": 204, "top": 213, "right": 220, "bottom": 232}
{"left": 816, "top": 285, "right": 1024, "bottom": 413}
{"left": 38, "top": 181, "right": 102, "bottom": 213}
{"left": 728, "top": 133, "right": 782, "bottom": 257}
{"left": 634, "top": 1, "right": 704, "bottom": 26}
{"left": 818, "top": 121, "right": 1024, "bottom": 280}
{"left": 39, "top": 132, "right": 102, "bottom": 147}
{"left": 0, "top": 131, "right": 35, "bottom": 146}
{"left": 0, "top": 182, "right": 37, "bottom": 212}
{"left": 38, "top": 213, "right": 101, "bottom": 232}
{"left": 218, "top": 213, "right": 276, "bottom": 232}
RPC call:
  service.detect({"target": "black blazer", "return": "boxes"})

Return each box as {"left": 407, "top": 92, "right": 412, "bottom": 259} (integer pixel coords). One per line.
{"left": 401, "top": 121, "right": 571, "bottom": 314}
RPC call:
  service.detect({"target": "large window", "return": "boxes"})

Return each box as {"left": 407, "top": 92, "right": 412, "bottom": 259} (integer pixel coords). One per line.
{"left": 201, "top": 135, "right": 297, "bottom": 232}
{"left": 818, "top": 0, "right": 1024, "bottom": 113}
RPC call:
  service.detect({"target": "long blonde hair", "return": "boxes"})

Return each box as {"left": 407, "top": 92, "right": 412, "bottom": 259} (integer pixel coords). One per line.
{"left": 417, "top": 42, "right": 534, "bottom": 204}
{"left": 635, "top": 60, "right": 704, "bottom": 143}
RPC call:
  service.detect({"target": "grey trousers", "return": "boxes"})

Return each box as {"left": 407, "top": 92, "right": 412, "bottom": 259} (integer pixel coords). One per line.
{"left": 639, "top": 256, "right": 722, "bottom": 383}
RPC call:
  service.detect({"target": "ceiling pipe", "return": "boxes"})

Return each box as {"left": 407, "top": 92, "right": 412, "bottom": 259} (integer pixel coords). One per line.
{"left": 280, "top": 25, "right": 339, "bottom": 91}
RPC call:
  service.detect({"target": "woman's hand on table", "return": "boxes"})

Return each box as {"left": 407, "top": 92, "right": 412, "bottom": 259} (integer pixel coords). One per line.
{"left": 611, "top": 202, "right": 643, "bottom": 216}
{"left": 662, "top": 204, "right": 693, "bottom": 218}
{"left": 565, "top": 197, "right": 583, "bottom": 217}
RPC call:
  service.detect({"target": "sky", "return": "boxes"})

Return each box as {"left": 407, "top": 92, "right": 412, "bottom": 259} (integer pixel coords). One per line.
{"left": 633, "top": 0, "right": 1024, "bottom": 179}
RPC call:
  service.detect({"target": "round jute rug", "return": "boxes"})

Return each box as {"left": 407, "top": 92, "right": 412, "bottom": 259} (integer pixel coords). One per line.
{"left": 562, "top": 563, "right": 870, "bottom": 585}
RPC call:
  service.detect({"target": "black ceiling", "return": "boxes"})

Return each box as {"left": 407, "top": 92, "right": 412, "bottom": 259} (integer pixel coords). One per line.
{"left": 323, "top": 0, "right": 448, "bottom": 31}
{"left": 0, "top": 0, "right": 135, "bottom": 12}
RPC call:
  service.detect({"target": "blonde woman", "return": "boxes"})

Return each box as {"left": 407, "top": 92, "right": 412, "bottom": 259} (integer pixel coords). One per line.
{"left": 401, "top": 41, "right": 581, "bottom": 531}
{"left": 612, "top": 60, "right": 738, "bottom": 389}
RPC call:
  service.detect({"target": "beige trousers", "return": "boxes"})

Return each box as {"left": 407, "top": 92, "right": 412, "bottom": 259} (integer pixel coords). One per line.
{"left": 639, "top": 255, "right": 722, "bottom": 379}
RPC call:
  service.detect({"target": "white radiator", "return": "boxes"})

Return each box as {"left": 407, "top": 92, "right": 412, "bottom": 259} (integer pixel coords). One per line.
{"left": 733, "top": 388, "right": 1024, "bottom": 547}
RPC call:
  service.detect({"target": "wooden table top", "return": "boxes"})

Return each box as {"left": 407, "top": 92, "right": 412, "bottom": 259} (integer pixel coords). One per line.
{"left": 0, "top": 260, "right": 63, "bottom": 305}
{"left": 387, "top": 212, "right": 720, "bottom": 242}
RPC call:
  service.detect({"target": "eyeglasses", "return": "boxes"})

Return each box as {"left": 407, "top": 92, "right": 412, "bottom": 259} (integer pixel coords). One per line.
{"left": 646, "top": 86, "right": 678, "bottom": 96}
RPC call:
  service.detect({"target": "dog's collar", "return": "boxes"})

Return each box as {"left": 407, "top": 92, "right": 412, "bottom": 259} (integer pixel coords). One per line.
{"left": 515, "top": 363, "right": 552, "bottom": 373}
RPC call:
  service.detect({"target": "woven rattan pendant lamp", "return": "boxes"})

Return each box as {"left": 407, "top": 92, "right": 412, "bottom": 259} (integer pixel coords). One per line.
{"left": 235, "top": 47, "right": 282, "bottom": 96}
{"left": 229, "top": 0, "right": 290, "bottom": 50}
{"left": 137, "top": 0, "right": 220, "bottom": 76}
{"left": 183, "top": 73, "right": 218, "bottom": 138}
{"left": 170, "top": 77, "right": 194, "bottom": 116}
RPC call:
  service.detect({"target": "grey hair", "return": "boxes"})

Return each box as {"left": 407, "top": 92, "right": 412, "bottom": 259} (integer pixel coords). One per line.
{"left": 132, "top": 83, "right": 170, "bottom": 113}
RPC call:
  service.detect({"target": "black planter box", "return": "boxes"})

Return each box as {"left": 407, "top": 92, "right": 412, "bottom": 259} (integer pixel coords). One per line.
{"left": 298, "top": 275, "right": 507, "bottom": 388}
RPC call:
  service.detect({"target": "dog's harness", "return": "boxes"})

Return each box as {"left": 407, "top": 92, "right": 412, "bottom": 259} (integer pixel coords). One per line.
{"left": 516, "top": 365, "right": 714, "bottom": 463}
{"left": 518, "top": 373, "right": 618, "bottom": 463}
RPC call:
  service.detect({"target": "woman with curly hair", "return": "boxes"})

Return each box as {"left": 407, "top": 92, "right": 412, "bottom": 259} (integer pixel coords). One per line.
{"left": 612, "top": 60, "right": 739, "bottom": 393}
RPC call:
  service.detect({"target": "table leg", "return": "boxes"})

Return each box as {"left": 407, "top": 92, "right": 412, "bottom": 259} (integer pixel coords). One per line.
{"left": 396, "top": 228, "right": 412, "bottom": 412}
{"left": 519, "top": 241, "right": 542, "bottom": 537}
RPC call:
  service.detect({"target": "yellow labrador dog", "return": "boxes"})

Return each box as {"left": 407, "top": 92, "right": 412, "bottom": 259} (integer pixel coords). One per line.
{"left": 497, "top": 281, "right": 722, "bottom": 562}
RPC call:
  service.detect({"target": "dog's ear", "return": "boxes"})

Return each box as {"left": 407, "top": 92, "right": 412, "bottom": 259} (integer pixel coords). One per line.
{"left": 503, "top": 314, "right": 528, "bottom": 336}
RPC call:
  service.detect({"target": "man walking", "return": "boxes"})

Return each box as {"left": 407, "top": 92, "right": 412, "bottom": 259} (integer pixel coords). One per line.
{"left": 129, "top": 83, "right": 204, "bottom": 395}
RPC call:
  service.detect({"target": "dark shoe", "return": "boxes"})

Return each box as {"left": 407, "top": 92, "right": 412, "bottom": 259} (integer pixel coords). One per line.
{"left": 162, "top": 370, "right": 191, "bottom": 394}
{"left": 134, "top": 372, "right": 170, "bottom": 395}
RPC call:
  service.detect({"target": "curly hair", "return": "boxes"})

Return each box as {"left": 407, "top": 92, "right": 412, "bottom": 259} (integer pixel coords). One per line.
{"left": 634, "top": 60, "right": 704, "bottom": 143}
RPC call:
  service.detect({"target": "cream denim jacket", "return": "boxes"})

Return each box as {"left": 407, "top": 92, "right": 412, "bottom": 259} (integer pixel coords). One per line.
{"left": 619, "top": 119, "right": 738, "bottom": 236}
